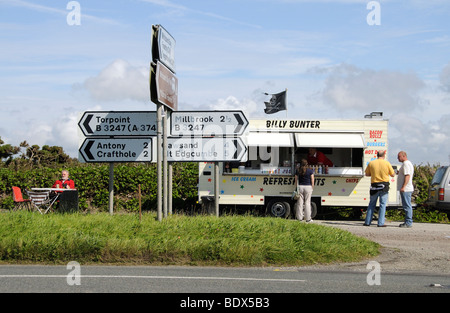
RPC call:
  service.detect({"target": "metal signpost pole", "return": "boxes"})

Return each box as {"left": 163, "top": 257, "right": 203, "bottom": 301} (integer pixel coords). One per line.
{"left": 109, "top": 163, "right": 114, "bottom": 215}
{"left": 215, "top": 162, "right": 219, "bottom": 217}
{"left": 157, "top": 103, "right": 163, "bottom": 221}
{"left": 168, "top": 163, "right": 173, "bottom": 215}
{"left": 163, "top": 107, "right": 168, "bottom": 218}
{"left": 151, "top": 24, "right": 177, "bottom": 221}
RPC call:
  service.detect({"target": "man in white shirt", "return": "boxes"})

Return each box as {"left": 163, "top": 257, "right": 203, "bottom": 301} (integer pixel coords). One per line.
{"left": 397, "top": 151, "right": 414, "bottom": 227}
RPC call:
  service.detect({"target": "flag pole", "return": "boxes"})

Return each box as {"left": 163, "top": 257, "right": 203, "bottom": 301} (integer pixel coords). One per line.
{"left": 285, "top": 88, "right": 288, "bottom": 119}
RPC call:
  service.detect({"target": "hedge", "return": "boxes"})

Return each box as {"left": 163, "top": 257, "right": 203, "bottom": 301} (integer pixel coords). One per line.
{"left": 0, "top": 162, "right": 199, "bottom": 212}
{"left": 1, "top": 162, "right": 443, "bottom": 214}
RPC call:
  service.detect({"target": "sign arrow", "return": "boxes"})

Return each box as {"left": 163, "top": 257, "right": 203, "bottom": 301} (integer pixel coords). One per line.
{"left": 83, "top": 114, "right": 93, "bottom": 134}
{"left": 233, "top": 113, "right": 245, "bottom": 135}
{"left": 84, "top": 139, "right": 95, "bottom": 160}
{"left": 233, "top": 139, "right": 240, "bottom": 160}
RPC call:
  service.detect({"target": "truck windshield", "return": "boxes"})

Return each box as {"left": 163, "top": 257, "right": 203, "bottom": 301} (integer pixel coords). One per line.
{"left": 431, "top": 167, "right": 447, "bottom": 185}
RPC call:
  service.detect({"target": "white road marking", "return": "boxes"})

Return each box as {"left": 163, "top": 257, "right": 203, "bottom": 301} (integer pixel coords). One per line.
{"left": 0, "top": 274, "right": 306, "bottom": 282}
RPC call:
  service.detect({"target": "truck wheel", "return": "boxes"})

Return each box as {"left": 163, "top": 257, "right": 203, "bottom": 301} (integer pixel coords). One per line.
{"left": 266, "top": 199, "right": 291, "bottom": 218}
{"left": 310, "top": 201, "right": 317, "bottom": 219}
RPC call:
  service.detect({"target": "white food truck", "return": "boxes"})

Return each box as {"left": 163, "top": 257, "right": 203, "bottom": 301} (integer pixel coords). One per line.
{"left": 198, "top": 112, "right": 399, "bottom": 217}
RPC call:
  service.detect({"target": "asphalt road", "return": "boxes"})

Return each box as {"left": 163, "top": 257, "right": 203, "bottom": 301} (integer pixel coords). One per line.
{"left": 0, "top": 264, "right": 449, "bottom": 294}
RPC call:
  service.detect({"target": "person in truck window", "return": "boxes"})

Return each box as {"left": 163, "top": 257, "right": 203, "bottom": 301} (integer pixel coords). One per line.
{"left": 307, "top": 148, "right": 333, "bottom": 167}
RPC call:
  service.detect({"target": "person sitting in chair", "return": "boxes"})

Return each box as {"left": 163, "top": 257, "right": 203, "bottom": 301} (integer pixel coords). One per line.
{"left": 52, "top": 170, "right": 75, "bottom": 191}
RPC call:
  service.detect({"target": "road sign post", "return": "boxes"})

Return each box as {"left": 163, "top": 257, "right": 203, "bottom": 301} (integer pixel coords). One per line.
{"left": 151, "top": 24, "right": 177, "bottom": 221}
{"left": 168, "top": 110, "right": 249, "bottom": 217}
{"left": 78, "top": 110, "right": 158, "bottom": 215}
{"left": 109, "top": 163, "right": 114, "bottom": 215}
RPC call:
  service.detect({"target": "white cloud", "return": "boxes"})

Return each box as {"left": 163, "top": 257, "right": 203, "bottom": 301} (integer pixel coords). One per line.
{"left": 51, "top": 111, "right": 80, "bottom": 156}
{"left": 20, "top": 123, "right": 54, "bottom": 149}
{"left": 206, "top": 96, "right": 260, "bottom": 118}
{"left": 78, "top": 59, "right": 149, "bottom": 102}
{"left": 440, "top": 62, "right": 450, "bottom": 92}
{"left": 320, "top": 63, "right": 426, "bottom": 112}
{"left": 390, "top": 113, "right": 450, "bottom": 165}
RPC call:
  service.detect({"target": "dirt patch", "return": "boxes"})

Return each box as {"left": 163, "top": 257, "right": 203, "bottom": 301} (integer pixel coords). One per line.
{"left": 312, "top": 220, "right": 450, "bottom": 274}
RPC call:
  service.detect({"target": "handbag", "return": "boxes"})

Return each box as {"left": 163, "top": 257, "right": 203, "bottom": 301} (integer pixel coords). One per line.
{"left": 369, "top": 182, "right": 390, "bottom": 195}
{"left": 292, "top": 188, "right": 300, "bottom": 200}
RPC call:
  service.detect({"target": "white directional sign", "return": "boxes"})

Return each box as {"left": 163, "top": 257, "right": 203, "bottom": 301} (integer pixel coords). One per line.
{"left": 78, "top": 111, "right": 157, "bottom": 137}
{"left": 79, "top": 138, "right": 153, "bottom": 163}
{"left": 170, "top": 111, "right": 249, "bottom": 136}
{"left": 152, "top": 24, "right": 176, "bottom": 74}
{"left": 167, "top": 137, "right": 247, "bottom": 162}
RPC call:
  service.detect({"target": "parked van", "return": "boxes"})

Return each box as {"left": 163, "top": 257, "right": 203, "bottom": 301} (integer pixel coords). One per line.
{"left": 198, "top": 112, "right": 400, "bottom": 217}
{"left": 427, "top": 166, "right": 450, "bottom": 211}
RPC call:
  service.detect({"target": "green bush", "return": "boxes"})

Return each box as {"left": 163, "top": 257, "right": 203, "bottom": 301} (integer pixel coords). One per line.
{"left": 412, "top": 163, "right": 439, "bottom": 205}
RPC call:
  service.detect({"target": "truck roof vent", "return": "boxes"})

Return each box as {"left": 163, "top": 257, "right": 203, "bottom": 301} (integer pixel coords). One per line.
{"left": 364, "top": 112, "right": 383, "bottom": 119}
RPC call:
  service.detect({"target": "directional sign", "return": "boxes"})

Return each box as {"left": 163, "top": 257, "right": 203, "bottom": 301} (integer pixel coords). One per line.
{"left": 167, "top": 137, "right": 247, "bottom": 162}
{"left": 150, "top": 61, "right": 178, "bottom": 111}
{"left": 79, "top": 138, "right": 153, "bottom": 163}
{"left": 170, "top": 111, "right": 249, "bottom": 137}
{"left": 151, "top": 24, "right": 176, "bottom": 74}
{"left": 78, "top": 111, "right": 157, "bottom": 137}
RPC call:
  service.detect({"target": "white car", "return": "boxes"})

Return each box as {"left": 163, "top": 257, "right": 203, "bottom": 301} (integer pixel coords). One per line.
{"left": 427, "top": 166, "right": 450, "bottom": 211}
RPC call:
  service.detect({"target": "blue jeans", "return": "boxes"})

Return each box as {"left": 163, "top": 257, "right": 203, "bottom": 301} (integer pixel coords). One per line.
{"left": 400, "top": 191, "right": 413, "bottom": 226}
{"left": 365, "top": 190, "right": 389, "bottom": 226}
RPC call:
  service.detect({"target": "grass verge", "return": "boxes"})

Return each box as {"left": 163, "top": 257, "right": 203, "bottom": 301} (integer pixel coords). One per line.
{"left": 0, "top": 211, "right": 379, "bottom": 266}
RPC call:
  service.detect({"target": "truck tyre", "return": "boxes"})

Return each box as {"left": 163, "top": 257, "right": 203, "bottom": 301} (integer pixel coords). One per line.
{"left": 266, "top": 199, "right": 291, "bottom": 218}
{"left": 310, "top": 201, "right": 317, "bottom": 219}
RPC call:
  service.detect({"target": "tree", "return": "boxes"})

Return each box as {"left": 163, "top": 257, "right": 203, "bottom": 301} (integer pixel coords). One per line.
{"left": 20, "top": 141, "right": 74, "bottom": 166}
{"left": 1, "top": 138, "right": 77, "bottom": 168}
{"left": 0, "top": 137, "right": 20, "bottom": 164}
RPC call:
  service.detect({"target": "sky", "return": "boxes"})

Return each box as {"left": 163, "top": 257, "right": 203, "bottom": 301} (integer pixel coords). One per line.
{"left": 0, "top": 0, "right": 449, "bottom": 165}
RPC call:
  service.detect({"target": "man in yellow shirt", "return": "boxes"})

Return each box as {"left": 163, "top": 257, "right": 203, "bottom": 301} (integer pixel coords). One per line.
{"left": 364, "top": 150, "right": 395, "bottom": 227}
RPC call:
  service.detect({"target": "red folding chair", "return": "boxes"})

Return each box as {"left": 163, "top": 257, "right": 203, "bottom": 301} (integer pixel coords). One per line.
{"left": 12, "top": 186, "right": 32, "bottom": 211}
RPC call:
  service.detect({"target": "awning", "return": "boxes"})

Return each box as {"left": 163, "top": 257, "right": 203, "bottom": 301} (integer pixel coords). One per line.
{"left": 294, "top": 132, "right": 366, "bottom": 148}
{"left": 246, "top": 132, "right": 294, "bottom": 147}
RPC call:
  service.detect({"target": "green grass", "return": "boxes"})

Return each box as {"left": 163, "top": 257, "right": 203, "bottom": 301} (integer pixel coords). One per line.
{"left": 0, "top": 212, "right": 380, "bottom": 266}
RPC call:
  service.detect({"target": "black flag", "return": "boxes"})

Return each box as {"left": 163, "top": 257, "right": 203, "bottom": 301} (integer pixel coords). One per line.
{"left": 264, "top": 90, "right": 287, "bottom": 114}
